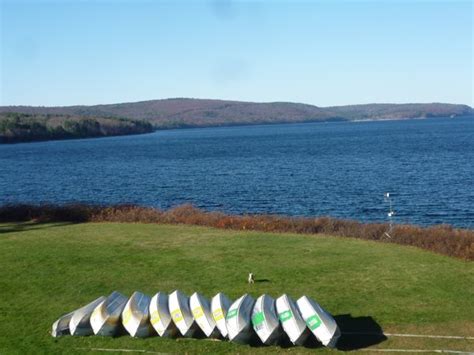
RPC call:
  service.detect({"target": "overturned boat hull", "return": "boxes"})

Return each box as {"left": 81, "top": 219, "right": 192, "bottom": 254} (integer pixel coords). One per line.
{"left": 122, "top": 291, "right": 154, "bottom": 338}
{"left": 276, "top": 294, "right": 309, "bottom": 345}
{"left": 51, "top": 311, "right": 75, "bottom": 337}
{"left": 211, "top": 292, "right": 232, "bottom": 338}
{"left": 168, "top": 290, "right": 199, "bottom": 337}
{"left": 252, "top": 294, "right": 283, "bottom": 345}
{"left": 69, "top": 296, "right": 107, "bottom": 336}
{"left": 149, "top": 292, "right": 178, "bottom": 337}
{"left": 226, "top": 294, "right": 256, "bottom": 344}
{"left": 190, "top": 292, "right": 220, "bottom": 338}
{"left": 297, "top": 296, "right": 340, "bottom": 348}
{"left": 90, "top": 291, "right": 128, "bottom": 336}
{"left": 52, "top": 290, "right": 338, "bottom": 348}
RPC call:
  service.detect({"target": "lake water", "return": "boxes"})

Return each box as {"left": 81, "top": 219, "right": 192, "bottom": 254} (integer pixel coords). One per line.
{"left": 1, "top": 117, "right": 473, "bottom": 228}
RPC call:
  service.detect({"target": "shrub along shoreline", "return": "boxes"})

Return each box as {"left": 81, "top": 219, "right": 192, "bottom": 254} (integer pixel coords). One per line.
{"left": 0, "top": 204, "right": 472, "bottom": 261}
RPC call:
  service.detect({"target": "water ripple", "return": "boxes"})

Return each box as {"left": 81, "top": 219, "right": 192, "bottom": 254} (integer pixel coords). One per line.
{"left": 0, "top": 117, "right": 473, "bottom": 228}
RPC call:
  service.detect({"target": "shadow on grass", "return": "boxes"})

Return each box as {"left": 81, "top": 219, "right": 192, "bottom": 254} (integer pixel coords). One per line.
{"left": 276, "top": 330, "right": 324, "bottom": 349}
{"left": 0, "top": 221, "right": 76, "bottom": 235}
{"left": 244, "top": 314, "right": 385, "bottom": 350}
{"left": 334, "top": 314, "right": 387, "bottom": 351}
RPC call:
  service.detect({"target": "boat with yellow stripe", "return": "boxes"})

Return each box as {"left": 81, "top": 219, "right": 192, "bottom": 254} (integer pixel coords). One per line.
{"left": 149, "top": 292, "right": 178, "bottom": 337}
{"left": 168, "top": 290, "right": 199, "bottom": 337}
{"left": 190, "top": 292, "right": 220, "bottom": 338}
{"left": 121, "top": 291, "right": 154, "bottom": 337}
{"left": 211, "top": 292, "right": 232, "bottom": 338}
{"left": 90, "top": 291, "right": 128, "bottom": 336}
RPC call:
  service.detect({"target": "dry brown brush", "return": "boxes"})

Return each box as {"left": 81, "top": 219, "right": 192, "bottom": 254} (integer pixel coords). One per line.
{"left": 0, "top": 204, "right": 472, "bottom": 260}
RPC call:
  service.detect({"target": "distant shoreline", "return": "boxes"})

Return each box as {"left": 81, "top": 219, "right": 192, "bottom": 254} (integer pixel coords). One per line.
{"left": 1, "top": 98, "right": 472, "bottom": 144}
{"left": 1, "top": 114, "right": 472, "bottom": 145}
{"left": 0, "top": 129, "right": 154, "bottom": 145}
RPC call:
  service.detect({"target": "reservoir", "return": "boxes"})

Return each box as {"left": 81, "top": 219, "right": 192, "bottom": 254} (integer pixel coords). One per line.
{"left": 1, "top": 116, "right": 473, "bottom": 228}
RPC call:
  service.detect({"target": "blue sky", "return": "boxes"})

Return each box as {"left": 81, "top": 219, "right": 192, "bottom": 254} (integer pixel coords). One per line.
{"left": 0, "top": 0, "right": 472, "bottom": 107}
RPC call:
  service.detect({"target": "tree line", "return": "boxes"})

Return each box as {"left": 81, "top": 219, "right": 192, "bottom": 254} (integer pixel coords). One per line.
{"left": 0, "top": 113, "right": 153, "bottom": 143}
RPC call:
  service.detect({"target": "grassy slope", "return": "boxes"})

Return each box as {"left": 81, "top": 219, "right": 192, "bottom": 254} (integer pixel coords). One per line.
{"left": 0, "top": 222, "right": 472, "bottom": 354}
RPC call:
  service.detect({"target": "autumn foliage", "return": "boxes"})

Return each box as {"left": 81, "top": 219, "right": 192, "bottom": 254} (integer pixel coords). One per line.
{"left": 1, "top": 204, "right": 472, "bottom": 260}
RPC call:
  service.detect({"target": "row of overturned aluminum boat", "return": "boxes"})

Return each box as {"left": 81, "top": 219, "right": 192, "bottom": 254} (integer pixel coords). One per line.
{"left": 52, "top": 290, "right": 340, "bottom": 348}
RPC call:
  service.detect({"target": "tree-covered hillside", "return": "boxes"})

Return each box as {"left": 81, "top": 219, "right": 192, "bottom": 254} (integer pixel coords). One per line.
{"left": 1, "top": 99, "right": 472, "bottom": 143}
{"left": 1, "top": 99, "right": 471, "bottom": 129}
{"left": 0, "top": 113, "right": 153, "bottom": 143}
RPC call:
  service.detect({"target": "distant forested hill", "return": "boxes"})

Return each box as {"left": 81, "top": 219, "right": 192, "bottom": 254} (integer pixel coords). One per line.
{"left": 1, "top": 99, "right": 471, "bottom": 131}
{"left": 0, "top": 100, "right": 471, "bottom": 143}
{"left": 323, "top": 103, "right": 473, "bottom": 120}
{"left": 0, "top": 113, "right": 153, "bottom": 143}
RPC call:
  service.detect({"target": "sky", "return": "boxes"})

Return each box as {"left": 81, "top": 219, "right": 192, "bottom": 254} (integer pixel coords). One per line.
{"left": 0, "top": 0, "right": 472, "bottom": 107}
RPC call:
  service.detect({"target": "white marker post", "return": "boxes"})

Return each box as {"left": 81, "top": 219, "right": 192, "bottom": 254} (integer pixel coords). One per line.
{"left": 384, "top": 192, "right": 395, "bottom": 238}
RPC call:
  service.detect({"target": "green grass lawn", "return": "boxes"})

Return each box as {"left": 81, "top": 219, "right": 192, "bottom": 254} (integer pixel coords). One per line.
{"left": 0, "top": 222, "right": 472, "bottom": 354}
